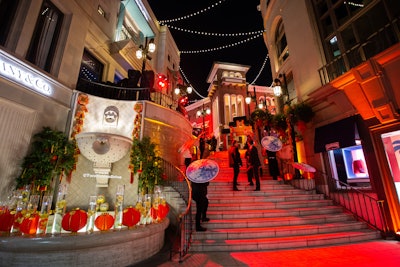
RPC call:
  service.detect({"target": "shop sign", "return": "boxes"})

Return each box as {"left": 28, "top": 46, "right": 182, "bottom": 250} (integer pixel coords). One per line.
{"left": 0, "top": 52, "right": 52, "bottom": 96}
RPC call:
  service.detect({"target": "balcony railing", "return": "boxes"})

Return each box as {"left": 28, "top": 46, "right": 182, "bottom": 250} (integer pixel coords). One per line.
{"left": 294, "top": 171, "right": 390, "bottom": 238}
{"left": 318, "top": 17, "right": 400, "bottom": 86}
{"left": 76, "top": 79, "right": 177, "bottom": 110}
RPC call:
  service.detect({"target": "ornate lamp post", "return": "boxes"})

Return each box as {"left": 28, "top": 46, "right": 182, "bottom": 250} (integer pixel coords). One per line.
{"left": 273, "top": 74, "right": 300, "bottom": 179}
{"left": 196, "top": 104, "right": 211, "bottom": 134}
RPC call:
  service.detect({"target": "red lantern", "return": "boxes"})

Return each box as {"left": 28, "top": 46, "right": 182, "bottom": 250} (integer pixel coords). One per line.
{"left": 62, "top": 208, "right": 88, "bottom": 232}
{"left": 20, "top": 213, "right": 40, "bottom": 235}
{"left": 158, "top": 204, "right": 170, "bottom": 220}
{"left": 0, "top": 210, "right": 15, "bottom": 232}
{"left": 122, "top": 207, "right": 140, "bottom": 228}
{"left": 94, "top": 213, "right": 114, "bottom": 231}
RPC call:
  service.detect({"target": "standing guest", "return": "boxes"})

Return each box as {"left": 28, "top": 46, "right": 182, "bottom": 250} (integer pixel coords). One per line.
{"left": 245, "top": 138, "right": 254, "bottom": 186}
{"left": 267, "top": 150, "right": 280, "bottom": 180}
{"left": 191, "top": 181, "right": 209, "bottom": 231}
{"left": 199, "top": 137, "right": 205, "bottom": 159}
{"left": 229, "top": 140, "right": 242, "bottom": 191}
{"left": 183, "top": 147, "right": 192, "bottom": 169}
{"left": 248, "top": 140, "right": 261, "bottom": 191}
{"left": 209, "top": 135, "right": 217, "bottom": 154}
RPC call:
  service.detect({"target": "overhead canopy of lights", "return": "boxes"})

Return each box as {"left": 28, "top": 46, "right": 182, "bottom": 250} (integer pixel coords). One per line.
{"left": 155, "top": 0, "right": 270, "bottom": 99}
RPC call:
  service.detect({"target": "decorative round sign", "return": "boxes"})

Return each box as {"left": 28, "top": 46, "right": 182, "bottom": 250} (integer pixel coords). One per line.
{"left": 186, "top": 159, "right": 219, "bottom": 183}
{"left": 261, "top": 136, "right": 283, "bottom": 152}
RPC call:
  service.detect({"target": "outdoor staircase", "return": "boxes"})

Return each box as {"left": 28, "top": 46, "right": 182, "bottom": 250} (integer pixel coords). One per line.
{"left": 189, "top": 151, "right": 381, "bottom": 252}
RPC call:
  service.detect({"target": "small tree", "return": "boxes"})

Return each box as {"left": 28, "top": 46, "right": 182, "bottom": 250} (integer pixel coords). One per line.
{"left": 130, "top": 137, "right": 163, "bottom": 195}
{"left": 16, "top": 127, "right": 76, "bottom": 191}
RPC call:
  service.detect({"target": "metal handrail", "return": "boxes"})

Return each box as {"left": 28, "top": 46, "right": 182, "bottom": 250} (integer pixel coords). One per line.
{"left": 313, "top": 171, "right": 389, "bottom": 238}
{"left": 160, "top": 159, "right": 193, "bottom": 262}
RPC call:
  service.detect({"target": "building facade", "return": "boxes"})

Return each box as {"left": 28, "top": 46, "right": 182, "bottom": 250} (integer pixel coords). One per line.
{"left": 260, "top": 0, "right": 400, "bottom": 235}
{"left": 0, "top": 0, "right": 181, "bottom": 199}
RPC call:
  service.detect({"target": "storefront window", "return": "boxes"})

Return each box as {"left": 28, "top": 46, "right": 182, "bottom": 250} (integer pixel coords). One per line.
{"left": 26, "top": 0, "right": 63, "bottom": 72}
{"left": 78, "top": 49, "right": 104, "bottom": 82}
{"left": 328, "top": 144, "right": 370, "bottom": 186}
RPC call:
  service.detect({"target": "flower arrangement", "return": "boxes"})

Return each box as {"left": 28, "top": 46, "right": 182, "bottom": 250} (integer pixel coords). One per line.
{"left": 15, "top": 127, "right": 76, "bottom": 191}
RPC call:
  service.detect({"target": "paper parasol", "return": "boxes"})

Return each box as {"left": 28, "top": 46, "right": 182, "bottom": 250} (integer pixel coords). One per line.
{"left": 261, "top": 136, "right": 283, "bottom": 152}
{"left": 186, "top": 159, "right": 219, "bottom": 183}
{"left": 292, "top": 162, "right": 316, "bottom": 173}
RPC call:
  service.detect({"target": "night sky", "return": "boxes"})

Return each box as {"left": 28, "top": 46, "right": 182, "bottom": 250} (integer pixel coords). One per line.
{"left": 147, "top": 0, "right": 272, "bottom": 101}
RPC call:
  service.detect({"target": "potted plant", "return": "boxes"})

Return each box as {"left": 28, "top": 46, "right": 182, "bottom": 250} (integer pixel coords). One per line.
{"left": 130, "top": 137, "right": 163, "bottom": 195}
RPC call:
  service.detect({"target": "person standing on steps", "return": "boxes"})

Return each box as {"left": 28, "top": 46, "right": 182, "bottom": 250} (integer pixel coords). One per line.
{"left": 229, "top": 140, "right": 242, "bottom": 191}
{"left": 266, "top": 150, "right": 280, "bottom": 180}
{"left": 183, "top": 147, "right": 192, "bottom": 169}
{"left": 199, "top": 137, "right": 205, "bottom": 159}
{"left": 245, "top": 136, "right": 254, "bottom": 186}
{"left": 248, "top": 140, "right": 261, "bottom": 191}
{"left": 191, "top": 181, "right": 209, "bottom": 231}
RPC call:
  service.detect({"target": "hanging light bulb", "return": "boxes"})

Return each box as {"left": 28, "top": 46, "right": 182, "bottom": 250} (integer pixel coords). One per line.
{"left": 186, "top": 86, "right": 193, "bottom": 94}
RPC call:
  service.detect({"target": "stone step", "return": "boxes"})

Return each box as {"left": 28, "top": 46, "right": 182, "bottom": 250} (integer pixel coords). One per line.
{"left": 190, "top": 230, "right": 381, "bottom": 252}
{"left": 192, "top": 221, "right": 370, "bottom": 240}
{"left": 199, "top": 206, "right": 344, "bottom": 220}
{"left": 198, "top": 213, "right": 356, "bottom": 229}
{"left": 188, "top": 152, "right": 381, "bottom": 253}
{"left": 202, "top": 199, "right": 334, "bottom": 211}
{"left": 206, "top": 193, "right": 325, "bottom": 204}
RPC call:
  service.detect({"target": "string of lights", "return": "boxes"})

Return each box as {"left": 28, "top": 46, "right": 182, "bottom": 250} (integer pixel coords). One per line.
{"left": 164, "top": 24, "right": 265, "bottom": 37}
{"left": 249, "top": 54, "right": 270, "bottom": 85}
{"left": 158, "top": 0, "right": 227, "bottom": 24}
{"left": 180, "top": 32, "right": 262, "bottom": 54}
{"left": 179, "top": 67, "right": 207, "bottom": 99}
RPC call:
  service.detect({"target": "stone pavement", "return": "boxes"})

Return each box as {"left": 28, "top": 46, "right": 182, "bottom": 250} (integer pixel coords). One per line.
{"left": 132, "top": 238, "right": 400, "bottom": 267}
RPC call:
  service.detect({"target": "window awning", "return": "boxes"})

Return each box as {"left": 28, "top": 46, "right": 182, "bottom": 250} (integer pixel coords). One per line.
{"left": 314, "top": 116, "right": 360, "bottom": 153}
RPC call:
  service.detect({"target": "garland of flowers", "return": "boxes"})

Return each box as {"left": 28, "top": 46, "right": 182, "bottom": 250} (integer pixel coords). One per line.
{"left": 251, "top": 101, "right": 315, "bottom": 144}
{"left": 69, "top": 93, "right": 89, "bottom": 182}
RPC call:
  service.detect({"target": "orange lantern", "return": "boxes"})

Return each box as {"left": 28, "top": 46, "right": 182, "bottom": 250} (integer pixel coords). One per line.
{"left": 122, "top": 207, "right": 140, "bottom": 228}
{"left": 284, "top": 173, "right": 293, "bottom": 181}
{"left": 94, "top": 213, "right": 114, "bottom": 231}
{"left": 20, "top": 213, "right": 40, "bottom": 235}
{"left": 303, "top": 172, "right": 315, "bottom": 179}
{"left": 62, "top": 208, "right": 88, "bottom": 232}
{"left": 158, "top": 204, "right": 170, "bottom": 220}
{"left": 0, "top": 210, "right": 15, "bottom": 232}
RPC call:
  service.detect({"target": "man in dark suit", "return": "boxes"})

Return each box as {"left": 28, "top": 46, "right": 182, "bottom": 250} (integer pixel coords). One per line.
{"left": 191, "top": 181, "right": 209, "bottom": 231}
{"left": 229, "top": 140, "right": 242, "bottom": 191}
{"left": 248, "top": 140, "right": 261, "bottom": 191}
